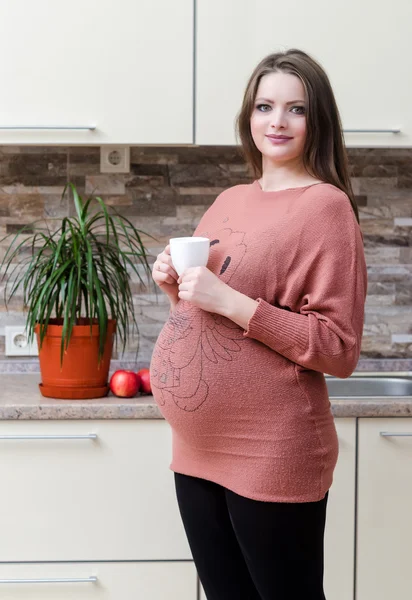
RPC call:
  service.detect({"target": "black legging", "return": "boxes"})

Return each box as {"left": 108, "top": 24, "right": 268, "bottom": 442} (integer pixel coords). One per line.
{"left": 175, "top": 473, "right": 328, "bottom": 600}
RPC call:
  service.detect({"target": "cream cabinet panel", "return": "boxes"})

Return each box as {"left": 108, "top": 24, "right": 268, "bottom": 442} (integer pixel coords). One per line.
{"left": 0, "top": 0, "right": 193, "bottom": 144}
{"left": 0, "top": 562, "right": 197, "bottom": 600}
{"left": 0, "top": 420, "right": 191, "bottom": 561}
{"left": 200, "top": 418, "right": 356, "bottom": 600}
{"left": 357, "top": 418, "right": 412, "bottom": 600}
{"left": 324, "top": 418, "right": 356, "bottom": 600}
{"left": 197, "top": 0, "right": 411, "bottom": 147}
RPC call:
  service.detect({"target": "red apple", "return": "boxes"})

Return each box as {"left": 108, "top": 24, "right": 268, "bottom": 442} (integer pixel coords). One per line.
{"left": 137, "top": 368, "right": 151, "bottom": 394}
{"left": 109, "top": 370, "right": 140, "bottom": 398}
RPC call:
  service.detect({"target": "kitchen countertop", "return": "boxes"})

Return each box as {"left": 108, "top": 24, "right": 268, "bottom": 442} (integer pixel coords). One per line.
{"left": 0, "top": 374, "right": 411, "bottom": 420}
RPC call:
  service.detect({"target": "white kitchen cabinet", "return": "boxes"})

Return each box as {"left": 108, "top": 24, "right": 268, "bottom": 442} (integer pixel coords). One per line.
{"left": 324, "top": 418, "right": 356, "bottom": 600}
{"left": 0, "top": 420, "right": 191, "bottom": 561}
{"left": 0, "top": 562, "right": 197, "bottom": 600}
{"left": 357, "top": 418, "right": 412, "bottom": 600}
{"left": 196, "top": 0, "right": 412, "bottom": 147}
{"left": 200, "top": 418, "right": 356, "bottom": 600}
{"left": 0, "top": 0, "right": 193, "bottom": 144}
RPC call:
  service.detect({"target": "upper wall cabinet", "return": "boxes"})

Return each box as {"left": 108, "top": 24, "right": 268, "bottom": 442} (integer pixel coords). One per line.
{"left": 196, "top": 0, "right": 412, "bottom": 147}
{"left": 0, "top": 0, "right": 193, "bottom": 145}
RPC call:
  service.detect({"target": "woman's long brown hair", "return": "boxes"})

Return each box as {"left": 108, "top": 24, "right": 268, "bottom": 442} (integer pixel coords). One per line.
{"left": 236, "top": 49, "right": 359, "bottom": 223}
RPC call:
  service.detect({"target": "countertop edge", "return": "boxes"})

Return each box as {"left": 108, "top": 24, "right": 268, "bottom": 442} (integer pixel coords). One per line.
{"left": 331, "top": 398, "right": 412, "bottom": 418}
{"left": 0, "top": 402, "right": 164, "bottom": 420}
{"left": 0, "top": 398, "right": 412, "bottom": 420}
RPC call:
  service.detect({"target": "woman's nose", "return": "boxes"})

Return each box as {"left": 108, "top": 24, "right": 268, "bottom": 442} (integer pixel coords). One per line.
{"left": 270, "top": 110, "right": 287, "bottom": 129}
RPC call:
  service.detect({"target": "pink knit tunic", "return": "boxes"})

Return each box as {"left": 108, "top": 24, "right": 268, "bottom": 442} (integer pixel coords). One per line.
{"left": 150, "top": 181, "right": 367, "bottom": 502}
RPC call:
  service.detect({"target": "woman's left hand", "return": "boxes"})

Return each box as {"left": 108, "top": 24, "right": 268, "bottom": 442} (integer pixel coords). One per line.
{"left": 177, "top": 266, "right": 233, "bottom": 315}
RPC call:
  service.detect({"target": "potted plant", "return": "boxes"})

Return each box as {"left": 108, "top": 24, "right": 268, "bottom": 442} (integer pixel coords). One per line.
{"left": 0, "top": 183, "right": 153, "bottom": 399}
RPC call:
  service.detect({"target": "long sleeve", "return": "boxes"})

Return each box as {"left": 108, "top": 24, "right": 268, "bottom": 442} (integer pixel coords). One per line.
{"left": 243, "top": 195, "right": 368, "bottom": 378}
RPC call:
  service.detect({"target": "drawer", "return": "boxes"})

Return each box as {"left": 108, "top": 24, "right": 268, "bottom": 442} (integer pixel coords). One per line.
{"left": 0, "top": 561, "right": 197, "bottom": 599}
{"left": 0, "top": 420, "right": 191, "bottom": 561}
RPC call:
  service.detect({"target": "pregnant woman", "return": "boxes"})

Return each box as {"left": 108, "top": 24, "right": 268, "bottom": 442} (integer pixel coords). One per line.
{"left": 150, "top": 48, "right": 367, "bottom": 600}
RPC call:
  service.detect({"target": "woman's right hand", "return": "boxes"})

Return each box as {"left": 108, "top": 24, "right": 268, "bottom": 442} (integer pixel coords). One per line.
{"left": 152, "top": 244, "right": 179, "bottom": 304}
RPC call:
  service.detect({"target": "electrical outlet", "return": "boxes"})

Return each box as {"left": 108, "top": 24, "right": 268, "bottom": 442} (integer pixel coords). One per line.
{"left": 100, "top": 146, "right": 130, "bottom": 173}
{"left": 5, "top": 326, "right": 39, "bottom": 357}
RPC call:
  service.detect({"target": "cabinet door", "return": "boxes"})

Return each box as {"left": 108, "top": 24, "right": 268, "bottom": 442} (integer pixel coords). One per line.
{"left": 199, "top": 419, "right": 356, "bottom": 600}
{"left": 0, "top": 0, "right": 193, "bottom": 144}
{"left": 0, "top": 562, "right": 197, "bottom": 600}
{"left": 357, "top": 418, "right": 412, "bottom": 600}
{"left": 0, "top": 420, "right": 191, "bottom": 561}
{"left": 197, "top": 0, "right": 411, "bottom": 146}
{"left": 324, "top": 418, "right": 356, "bottom": 600}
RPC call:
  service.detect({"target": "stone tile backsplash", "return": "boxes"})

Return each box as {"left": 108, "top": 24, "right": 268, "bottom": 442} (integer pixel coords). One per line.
{"left": 0, "top": 146, "right": 411, "bottom": 367}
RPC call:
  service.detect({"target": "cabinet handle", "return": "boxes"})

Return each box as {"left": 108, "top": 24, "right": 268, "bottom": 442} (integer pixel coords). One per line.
{"left": 343, "top": 128, "right": 400, "bottom": 133}
{"left": 0, "top": 576, "right": 97, "bottom": 584}
{"left": 0, "top": 125, "right": 96, "bottom": 130}
{"left": 0, "top": 434, "right": 98, "bottom": 440}
{"left": 380, "top": 432, "right": 412, "bottom": 437}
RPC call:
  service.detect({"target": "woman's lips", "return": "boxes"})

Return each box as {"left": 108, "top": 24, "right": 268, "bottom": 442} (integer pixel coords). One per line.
{"left": 265, "top": 134, "right": 293, "bottom": 145}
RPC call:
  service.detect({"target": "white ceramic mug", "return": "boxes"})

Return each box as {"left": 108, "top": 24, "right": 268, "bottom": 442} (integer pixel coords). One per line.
{"left": 169, "top": 236, "right": 210, "bottom": 276}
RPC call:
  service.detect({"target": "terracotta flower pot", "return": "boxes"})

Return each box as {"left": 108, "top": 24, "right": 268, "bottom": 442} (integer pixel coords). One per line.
{"left": 35, "top": 319, "right": 116, "bottom": 399}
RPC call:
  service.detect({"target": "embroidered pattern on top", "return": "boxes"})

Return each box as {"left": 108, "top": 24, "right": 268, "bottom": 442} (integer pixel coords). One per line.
{"left": 150, "top": 228, "right": 247, "bottom": 411}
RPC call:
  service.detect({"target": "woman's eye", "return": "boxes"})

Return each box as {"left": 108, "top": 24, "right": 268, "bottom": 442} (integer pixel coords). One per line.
{"left": 256, "top": 104, "right": 271, "bottom": 112}
{"left": 291, "top": 106, "right": 306, "bottom": 115}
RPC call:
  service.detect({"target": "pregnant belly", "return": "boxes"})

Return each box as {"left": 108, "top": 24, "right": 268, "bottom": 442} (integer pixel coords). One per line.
{"left": 149, "top": 301, "right": 334, "bottom": 449}
{"left": 149, "top": 301, "right": 246, "bottom": 430}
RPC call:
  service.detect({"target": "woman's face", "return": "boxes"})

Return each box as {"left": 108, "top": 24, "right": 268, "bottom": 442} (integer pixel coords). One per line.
{"left": 250, "top": 71, "right": 307, "bottom": 166}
